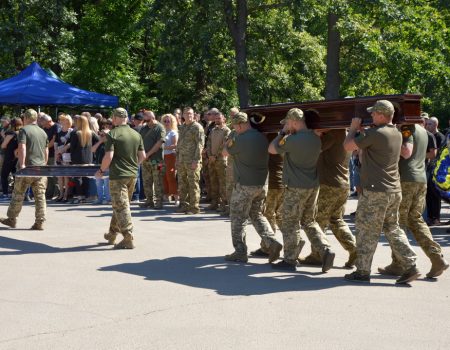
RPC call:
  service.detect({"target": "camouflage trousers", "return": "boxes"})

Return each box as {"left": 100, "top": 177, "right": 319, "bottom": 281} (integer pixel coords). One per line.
{"left": 142, "top": 159, "right": 164, "bottom": 206}
{"left": 308, "top": 185, "right": 356, "bottom": 260}
{"left": 355, "top": 190, "right": 417, "bottom": 274}
{"left": 8, "top": 176, "right": 47, "bottom": 223}
{"left": 230, "top": 183, "right": 279, "bottom": 254}
{"left": 280, "top": 187, "right": 331, "bottom": 265}
{"left": 109, "top": 178, "right": 136, "bottom": 237}
{"left": 388, "top": 182, "right": 442, "bottom": 266}
{"left": 264, "top": 188, "right": 284, "bottom": 233}
{"left": 178, "top": 162, "right": 201, "bottom": 211}
{"left": 208, "top": 157, "right": 228, "bottom": 205}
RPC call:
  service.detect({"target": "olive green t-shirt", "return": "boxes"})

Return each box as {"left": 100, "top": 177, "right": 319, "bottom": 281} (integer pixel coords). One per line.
{"left": 355, "top": 124, "right": 401, "bottom": 193}
{"left": 317, "top": 129, "right": 350, "bottom": 188}
{"left": 398, "top": 124, "right": 427, "bottom": 183}
{"left": 227, "top": 128, "right": 268, "bottom": 186}
{"left": 105, "top": 124, "right": 144, "bottom": 180}
{"left": 274, "top": 129, "right": 321, "bottom": 189}
{"left": 139, "top": 122, "right": 166, "bottom": 161}
{"left": 17, "top": 124, "right": 49, "bottom": 166}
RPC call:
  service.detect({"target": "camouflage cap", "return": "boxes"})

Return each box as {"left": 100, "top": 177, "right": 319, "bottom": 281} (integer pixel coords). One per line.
{"left": 231, "top": 112, "right": 248, "bottom": 124}
{"left": 280, "top": 108, "right": 304, "bottom": 124}
{"left": 112, "top": 107, "right": 128, "bottom": 119}
{"left": 420, "top": 112, "right": 429, "bottom": 119}
{"left": 367, "top": 100, "right": 394, "bottom": 116}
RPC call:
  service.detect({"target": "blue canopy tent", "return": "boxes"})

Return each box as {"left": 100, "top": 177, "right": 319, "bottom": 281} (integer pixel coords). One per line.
{"left": 0, "top": 62, "right": 118, "bottom": 107}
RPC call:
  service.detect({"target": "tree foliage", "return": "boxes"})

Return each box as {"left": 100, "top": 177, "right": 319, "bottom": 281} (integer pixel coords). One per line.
{"left": 0, "top": 0, "right": 448, "bottom": 119}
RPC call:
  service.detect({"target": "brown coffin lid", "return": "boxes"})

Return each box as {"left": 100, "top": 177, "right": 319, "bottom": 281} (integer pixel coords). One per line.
{"left": 241, "top": 93, "right": 422, "bottom": 132}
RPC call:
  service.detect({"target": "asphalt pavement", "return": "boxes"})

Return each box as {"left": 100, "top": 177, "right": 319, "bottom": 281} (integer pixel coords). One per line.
{"left": 0, "top": 197, "right": 449, "bottom": 350}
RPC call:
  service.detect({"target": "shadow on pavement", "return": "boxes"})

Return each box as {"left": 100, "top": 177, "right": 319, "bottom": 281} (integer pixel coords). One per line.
{"left": 99, "top": 256, "right": 392, "bottom": 296}
{"left": 0, "top": 235, "right": 111, "bottom": 255}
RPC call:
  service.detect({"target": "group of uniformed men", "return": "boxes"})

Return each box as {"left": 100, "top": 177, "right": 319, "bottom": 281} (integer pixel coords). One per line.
{"left": 1, "top": 102, "right": 448, "bottom": 284}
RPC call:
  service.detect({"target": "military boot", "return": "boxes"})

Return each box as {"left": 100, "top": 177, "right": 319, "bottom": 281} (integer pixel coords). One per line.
{"left": 104, "top": 232, "right": 118, "bottom": 245}
{"left": 426, "top": 254, "right": 449, "bottom": 278}
{"left": 224, "top": 251, "right": 248, "bottom": 263}
{"left": 267, "top": 241, "right": 283, "bottom": 263}
{"left": 114, "top": 234, "right": 135, "bottom": 249}
{"left": 298, "top": 254, "right": 322, "bottom": 266}
{"left": 0, "top": 217, "right": 16, "bottom": 228}
{"left": 30, "top": 222, "right": 44, "bottom": 230}
{"left": 378, "top": 263, "right": 404, "bottom": 276}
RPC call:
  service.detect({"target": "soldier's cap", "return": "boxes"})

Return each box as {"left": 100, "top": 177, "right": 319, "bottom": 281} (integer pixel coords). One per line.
{"left": 367, "top": 100, "right": 395, "bottom": 115}
{"left": 0, "top": 116, "right": 10, "bottom": 123}
{"left": 231, "top": 112, "right": 248, "bottom": 124}
{"left": 133, "top": 112, "right": 144, "bottom": 121}
{"left": 280, "top": 108, "right": 304, "bottom": 124}
{"left": 112, "top": 107, "right": 128, "bottom": 119}
{"left": 207, "top": 108, "right": 220, "bottom": 115}
{"left": 420, "top": 112, "right": 429, "bottom": 119}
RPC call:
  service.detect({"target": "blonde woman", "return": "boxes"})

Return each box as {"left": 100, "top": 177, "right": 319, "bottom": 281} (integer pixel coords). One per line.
{"left": 162, "top": 113, "right": 179, "bottom": 203}
{"left": 69, "top": 115, "right": 99, "bottom": 203}
{"left": 54, "top": 114, "right": 73, "bottom": 202}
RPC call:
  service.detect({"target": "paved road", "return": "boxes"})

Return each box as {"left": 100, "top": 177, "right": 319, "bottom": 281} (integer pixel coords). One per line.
{"left": 0, "top": 198, "right": 449, "bottom": 349}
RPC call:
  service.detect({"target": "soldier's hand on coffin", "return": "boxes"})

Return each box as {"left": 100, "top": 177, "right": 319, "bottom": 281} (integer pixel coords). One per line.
{"left": 191, "top": 161, "right": 198, "bottom": 170}
{"left": 350, "top": 117, "right": 362, "bottom": 130}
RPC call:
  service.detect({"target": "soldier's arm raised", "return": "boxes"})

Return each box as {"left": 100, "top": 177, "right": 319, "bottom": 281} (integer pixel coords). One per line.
{"left": 343, "top": 118, "right": 362, "bottom": 152}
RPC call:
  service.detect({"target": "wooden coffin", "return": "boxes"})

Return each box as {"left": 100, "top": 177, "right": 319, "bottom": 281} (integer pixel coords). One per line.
{"left": 242, "top": 94, "right": 422, "bottom": 132}
{"left": 15, "top": 165, "right": 105, "bottom": 177}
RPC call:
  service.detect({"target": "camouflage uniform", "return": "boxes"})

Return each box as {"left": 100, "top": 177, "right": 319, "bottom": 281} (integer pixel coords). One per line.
{"left": 230, "top": 184, "right": 280, "bottom": 253}
{"left": 0, "top": 116, "right": 48, "bottom": 229}
{"left": 8, "top": 177, "right": 47, "bottom": 224}
{"left": 281, "top": 187, "right": 331, "bottom": 265}
{"left": 141, "top": 159, "right": 164, "bottom": 207}
{"left": 381, "top": 124, "right": 447, "bottom": 277}
{"left": 355, "top": 190, "right": 416, "bottom": 274}
{"left": 140, "top": 121, "right": 166, "bottom": 208}
{"left": 109, "top": 178, "right": 136, "bottom": 236}
{"left": 351, "top": 106, "right": 418, "bottom": 277}
{"left": 102, "top": 111, "right": 144, "bottom": 249}
{"left": 202, "top": 122, "right": 215, "bottom": 201}
{"left": 207, "top": 124, "right": 230, "bottom": 208}
{"left": 315, "top": 185, "right": 355, "bottom": 254}
{"left": 264, "top": 188, "right": 284, "bottom": 233}
{"left": 177, "top": 121, "right": 205, "bottom": 212}
{"left": 398, "top": 182, "right": 442, "bottom": 259}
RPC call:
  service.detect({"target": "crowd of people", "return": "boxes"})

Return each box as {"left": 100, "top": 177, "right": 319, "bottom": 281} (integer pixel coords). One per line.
{"left": 0, "top": 101, "right": 448, "bottom": 284}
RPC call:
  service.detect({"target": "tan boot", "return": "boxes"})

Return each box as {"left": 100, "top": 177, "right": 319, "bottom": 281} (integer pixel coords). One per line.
{"left": 426, "top": 254, "right": 449, "bottom": 278}
{"left": 114, "top": 234, "right": 135, "bottom": 249}
{"left": 378, "top": 263, "right": 404, "bottom": 276}
{"left": 0, "top": 217, "right": 16, "bottom": 228}
{"left": 224, "top": 251, "right": 248, "bottom": 263}
{"left": 267, "top": 241, "right": 283, "bottom": 263}
{"left": 30, "top": 222, "right": 44, "bottom": 230}
{"left": 104, "top": 232, "right": 118, "bottom": 245}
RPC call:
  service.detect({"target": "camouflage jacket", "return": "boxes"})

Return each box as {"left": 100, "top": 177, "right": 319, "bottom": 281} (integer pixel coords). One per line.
{"left": 177, "top": 122, "right": 205, "bottom": 162}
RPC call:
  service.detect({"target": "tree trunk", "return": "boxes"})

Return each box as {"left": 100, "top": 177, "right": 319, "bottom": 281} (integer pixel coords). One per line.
{"left": 324, "top": 12, "right": 340, "bottom": 100}
{"left": 223, "top": 0, "right": 250, "bottom": 107}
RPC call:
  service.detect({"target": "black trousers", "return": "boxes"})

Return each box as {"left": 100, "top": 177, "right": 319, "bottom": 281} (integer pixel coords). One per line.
{"left": 426, "top": 175, "right": 441, "bottom": 220}
{"left": 1, "top": 158, "right": 17, "bottom": 194}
